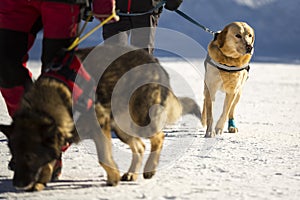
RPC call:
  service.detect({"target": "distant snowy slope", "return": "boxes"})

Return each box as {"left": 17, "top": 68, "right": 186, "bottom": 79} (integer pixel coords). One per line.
{"left": 159, "top": 0, "right": 300, "bottom": 61}
{"left": 28, "top": 0, "right": 300, "bottom": 62}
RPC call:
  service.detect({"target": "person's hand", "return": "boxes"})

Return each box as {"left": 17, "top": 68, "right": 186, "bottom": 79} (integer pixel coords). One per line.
{"left": 82, "top": 5, "right": 94, "bottom": 22}
{"left": 165, "top": 0, "right": 183, "bottom": 11}
{"left": 92, "top": 0, "right": 119, "bottom": 23}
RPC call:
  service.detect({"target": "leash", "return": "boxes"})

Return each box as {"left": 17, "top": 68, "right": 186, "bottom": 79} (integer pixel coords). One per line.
{"left": 175, "top": 9, "right": 216, "bottom": 35}
{"left": 68, "top": 2, "right": 216, "bottom": 51}
{"left": 69, "top": 0, "right": 165, "bottom": 50}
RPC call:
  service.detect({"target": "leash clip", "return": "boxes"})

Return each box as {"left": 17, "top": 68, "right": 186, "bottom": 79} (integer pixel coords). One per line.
{"left": 49, "top": 63, "right": 64, "bottom": 72}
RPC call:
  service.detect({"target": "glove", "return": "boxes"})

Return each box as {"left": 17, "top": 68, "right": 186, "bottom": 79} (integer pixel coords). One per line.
{"left": 81, "top": 5, "right": 94, "bottom": 22}
{"left": 165, "top": 0, "right": 183, "bottom": 11}
{"left": 92, "top": 0, "right": 119, "bottom": 23}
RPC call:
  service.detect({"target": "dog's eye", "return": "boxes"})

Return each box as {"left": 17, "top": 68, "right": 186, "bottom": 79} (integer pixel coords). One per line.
{"left": 249, "top": 34, "right": 252, "bottom": 37}
{"left": 235, "top": 34, "right": 242, "bottom": 39}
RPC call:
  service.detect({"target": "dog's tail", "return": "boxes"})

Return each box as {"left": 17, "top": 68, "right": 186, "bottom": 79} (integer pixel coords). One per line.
{"left": 165, "top": 92, "right": 201, "bottom": 124}
{"left": 178, "top": 97, "right": 201, "bottom": 120}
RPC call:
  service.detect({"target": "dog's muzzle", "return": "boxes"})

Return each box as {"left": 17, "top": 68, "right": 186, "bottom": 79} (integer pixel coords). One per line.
{"left": 246, "top": 45, "right": 254, "bottom": 54}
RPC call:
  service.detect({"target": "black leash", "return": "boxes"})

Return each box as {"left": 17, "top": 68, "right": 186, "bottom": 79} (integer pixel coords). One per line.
{"left": 175, "top": 9, "right": 216, "bottom": 35}
{"left": 115, "top": 0, "right": 215, "bottom": 36}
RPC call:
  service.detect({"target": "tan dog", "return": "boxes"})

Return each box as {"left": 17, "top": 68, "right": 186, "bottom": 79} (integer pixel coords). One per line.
{"left": 201, "top": 22, "right": 255, "bottom": 137}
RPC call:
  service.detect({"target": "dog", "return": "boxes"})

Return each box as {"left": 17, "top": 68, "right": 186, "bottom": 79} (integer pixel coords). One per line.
{"left": 0, "top": 45, "right": 201, "bottom": 191}
{"left": 201, "top": 22, "right": 255, "bottom": 138}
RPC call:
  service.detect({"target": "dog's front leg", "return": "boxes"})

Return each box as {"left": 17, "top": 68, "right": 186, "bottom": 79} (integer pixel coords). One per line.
{"left": 92, "top": 129, "right": 120, "bottom": 186}
{"left": 227, "top": 90, "right": 242, "bottom": 133}
{"left": 121, "top": 136, "right": 145, "bottom": 181}
{"left": 215, "top": 93, "right": 236, "bottom": 134}
{"left": 110, "top": 122, "right": 146, "bottom": 182}
{"left": 30, "top": 161, "right": 56, "bottom": 191}
{"left": 86, "top": 112, "right": 119, "bottom": 186}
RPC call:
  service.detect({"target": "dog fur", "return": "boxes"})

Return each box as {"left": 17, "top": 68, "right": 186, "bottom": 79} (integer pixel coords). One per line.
{"left": 201, "top": 22, "right": 255, "bottom": 137}
{"left": 0, "top": 45, "right": 201, "bottom": 191}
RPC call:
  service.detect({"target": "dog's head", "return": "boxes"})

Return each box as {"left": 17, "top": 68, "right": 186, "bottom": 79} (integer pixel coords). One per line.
{"left": 214, "top": 22, "right": 255, "bottom": 58}
{"left": 0, "top": 112, "right": 64, "bottom": 190}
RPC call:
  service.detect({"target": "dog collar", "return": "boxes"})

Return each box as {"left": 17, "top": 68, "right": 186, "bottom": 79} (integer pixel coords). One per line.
{"left": 42, "top": 52, "right": 95, "bottom": 117}
{"left": 205, "top": 55, "right": 250, "bottom": 72}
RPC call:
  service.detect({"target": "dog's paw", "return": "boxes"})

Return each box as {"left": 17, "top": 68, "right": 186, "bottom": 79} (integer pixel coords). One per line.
{"left": 121, "top": 173, "right": 138, "bottom": 181}
{"left": 106, "top": 179, "right": 119, "bottom": 186}
{"left": 33, "top": 183, "right": 46, "bottom": 191}
{"left": 26, "top": 183, "right": 46, "bottom": 192}
{"left": 204, "top": 131, "right": 216, "bottom": 138}
{"left": 228, "top": 126, "right": 238, "bottom": 133}
{"left": 106, "top": 172, "right": 120, "bottom": 186}
{"left": 215, "top": 128, "right": 223, "bottom": 135}
{"left": 228, "top": 119, "right": 238, "bottom": 133}
{"left": 143, "top": 171, "right": 155, "bottom": 179}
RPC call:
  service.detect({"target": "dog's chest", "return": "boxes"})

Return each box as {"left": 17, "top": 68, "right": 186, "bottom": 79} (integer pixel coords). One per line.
{"left": 205, "top": 63, "right": 248, "bottom": 93}
{"left": 219, "top": 69, "right": 248, "bottom": 92}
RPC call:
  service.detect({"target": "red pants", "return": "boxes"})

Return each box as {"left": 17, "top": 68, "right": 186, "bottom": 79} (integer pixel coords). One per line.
{"left": 0, "top": 0, "right": 81, "bottom": 116}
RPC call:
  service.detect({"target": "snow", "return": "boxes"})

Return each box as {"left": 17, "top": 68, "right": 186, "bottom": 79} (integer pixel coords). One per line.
{"left": 1, "top": 0, "right": 300, "bottom": 198}
{"left": 1, "top": 60, "right": 300, "bottom": 199}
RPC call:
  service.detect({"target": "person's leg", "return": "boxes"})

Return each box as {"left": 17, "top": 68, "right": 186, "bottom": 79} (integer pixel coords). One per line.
{"left": 41, "top": 2, "right": 81, "bottom": 180}
{"left": 130, "top": 14, "right": 159, "bottom": 54}
{"left": 0, "top": 0, "right": 41, "bottom": 116}
{"left": 23, "top": 17, "right": 43, "bottom": 69}
{"left": 102, "top": 16, "right": 131, "bottom": 46}
{"left": 41, "top": 2, "right": 80, "bottom": 72}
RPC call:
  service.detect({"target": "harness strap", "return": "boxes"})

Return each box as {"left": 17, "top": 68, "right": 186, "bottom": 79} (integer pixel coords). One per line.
{"left": 205, "top": 55, "right": 250, "bottom": 73}
{"left": 117, "top": 0, "right": 166, "bottom": 16}
{"left": 43, "top": 51, "right": 95, "bottom": 116}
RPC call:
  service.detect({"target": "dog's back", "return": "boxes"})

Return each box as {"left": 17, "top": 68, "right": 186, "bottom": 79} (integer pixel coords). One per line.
{"left": 77, "top": 45, "right": 201, "bottom": 134}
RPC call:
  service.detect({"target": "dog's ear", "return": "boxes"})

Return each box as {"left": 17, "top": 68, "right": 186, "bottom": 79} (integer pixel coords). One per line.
{"left": 213, "top": 31, "right": 220, "bottom": 41}
{"left": 0, "top": 124, "right": 13, "bottom": 139}
{"left": 216, "top": 27, "right": 228, "bottom": 48}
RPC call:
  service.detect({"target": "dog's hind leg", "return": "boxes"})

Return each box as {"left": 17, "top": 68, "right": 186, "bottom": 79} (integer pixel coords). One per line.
{"left": 227, "top": 90, "right": 242, "bottom": 133}
{"left": 203, "top": 84, "right": 216, "bottom": 138}
{"left": 143, "top": 131, "right": 164, "bottom": 179}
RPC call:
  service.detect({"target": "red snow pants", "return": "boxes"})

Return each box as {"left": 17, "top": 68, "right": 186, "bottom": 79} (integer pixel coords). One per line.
{"left": 0, "top": 0, "right": 80, "bottom": 116}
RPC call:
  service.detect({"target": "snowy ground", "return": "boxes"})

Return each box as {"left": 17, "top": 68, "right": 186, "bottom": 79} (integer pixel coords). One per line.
{"left": 0, "top": 60, "right": 299, "bottom": 199}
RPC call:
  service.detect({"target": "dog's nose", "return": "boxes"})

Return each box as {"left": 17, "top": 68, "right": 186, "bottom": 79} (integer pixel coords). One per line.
{"left": 246, "top": 45, "right": 253, "bottom": 54}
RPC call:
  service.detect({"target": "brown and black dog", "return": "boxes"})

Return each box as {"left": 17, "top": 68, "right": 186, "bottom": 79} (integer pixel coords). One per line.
{"left": 0, "top": 45, "right": 201, "bottom": 191}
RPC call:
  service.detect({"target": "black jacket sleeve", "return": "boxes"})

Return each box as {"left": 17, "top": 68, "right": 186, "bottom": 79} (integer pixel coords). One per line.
{"left": 164, "top": 0, "right": 183, "bottom": 11}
